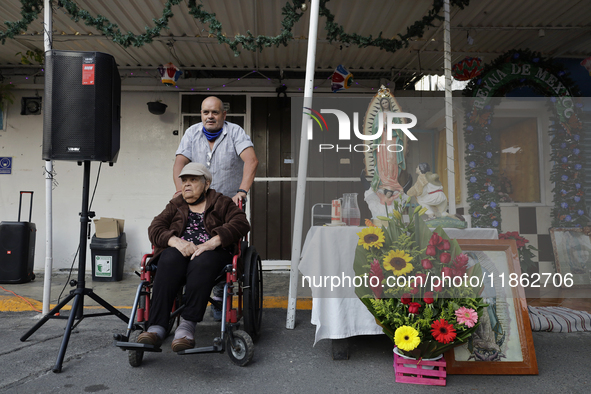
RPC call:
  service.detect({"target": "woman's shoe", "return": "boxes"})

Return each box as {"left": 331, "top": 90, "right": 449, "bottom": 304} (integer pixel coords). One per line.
{"left": 171, "top": 337, "right": 196, "bottom": 352}
{"left": 137, "top": 331, "right": 163, "bottom": 348}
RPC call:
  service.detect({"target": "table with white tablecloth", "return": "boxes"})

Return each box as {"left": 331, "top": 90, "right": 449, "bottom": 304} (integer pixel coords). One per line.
{"left": 298, "top": 226, "right": 498, "bottom": 346}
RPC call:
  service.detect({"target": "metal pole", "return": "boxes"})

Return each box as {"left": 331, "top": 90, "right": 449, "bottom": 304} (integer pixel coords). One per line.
{"left": 286, "top": 0, "right": 320, "bottom": 329}
{"left": 443, "top": 0, "right": 456, "bottom": 214}
{"left": 42, "top": 0, "right": 53, "bottom": 315}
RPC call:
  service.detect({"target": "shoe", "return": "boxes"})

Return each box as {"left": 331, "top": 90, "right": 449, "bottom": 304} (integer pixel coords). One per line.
{"left": 210, "top": 304, "right": 222, "bottom": 322}
{"left": 172, "top": 337, "right": 196, "bottom": 352}
{"left": 137, "top": 331, "right": 163, "bottom": 348}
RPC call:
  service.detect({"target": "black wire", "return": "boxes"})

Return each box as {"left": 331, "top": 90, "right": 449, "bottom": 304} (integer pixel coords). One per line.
{"left": 56, "top": 163, "right": 103, "bottom": 304}
{"left": 89, "top": 162, "right": 102, "bottom": 210}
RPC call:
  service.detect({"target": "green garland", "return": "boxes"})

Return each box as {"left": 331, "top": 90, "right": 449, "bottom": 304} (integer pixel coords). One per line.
{"left": 0, "top": 0, "right": 43, "bottom": 44}
{"left": 463, "top": 49, "right": 586, "bottom": 229}
{"left": 320, "top": 0, "right": 470, "bottom": 53}
{"left": 1, "top": 0, "right": 471, "bottom": 55}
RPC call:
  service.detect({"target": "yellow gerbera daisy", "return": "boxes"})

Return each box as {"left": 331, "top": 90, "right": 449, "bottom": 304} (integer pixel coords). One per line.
{"left": 383, "top": 250, "right": 413, "bottom": 275}
{"left": 394, "top": 325, "right": 421, "bottom": 352}
{"left": 357, "top": 227, "right": 385, "bottom": 250}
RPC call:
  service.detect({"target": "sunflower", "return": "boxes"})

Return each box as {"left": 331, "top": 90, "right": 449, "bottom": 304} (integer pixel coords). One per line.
{"left": 394, "top": 325, "right": 421, "bottom": 352}
{"left": 383, "top": 250, "right": 413, "bottom": 275}
{"left": 357, "top": 227, "right": 385, "bottom": 250}
{"left": 430, "top": 319, "right": 457, "bottom": 344}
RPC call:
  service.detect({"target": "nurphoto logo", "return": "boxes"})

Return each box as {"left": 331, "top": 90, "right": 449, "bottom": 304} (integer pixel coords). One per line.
{"left": 304, "top": 107, "right": 418, "bottom": 153}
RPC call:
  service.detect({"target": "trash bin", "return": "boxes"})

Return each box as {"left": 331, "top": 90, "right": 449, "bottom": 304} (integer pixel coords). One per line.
{"left": 90, "top": 233, "right": 127, "bottom": 282}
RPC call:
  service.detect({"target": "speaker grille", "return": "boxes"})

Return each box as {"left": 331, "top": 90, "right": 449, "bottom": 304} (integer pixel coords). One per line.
{"left": 43, "top": 50, "right": 121, "bottom": 162}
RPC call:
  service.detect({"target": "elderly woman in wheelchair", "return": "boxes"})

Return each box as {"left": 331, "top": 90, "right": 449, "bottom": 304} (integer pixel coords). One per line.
{"left": 137, "top": 162, "right": 250, "bottom": 352}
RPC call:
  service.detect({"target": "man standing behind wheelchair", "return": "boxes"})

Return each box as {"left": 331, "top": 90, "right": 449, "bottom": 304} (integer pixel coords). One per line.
{"left": 138, "top": 162, "right": 250, "bottom": 352}
{"left": 173, "top": 96, "right": 258, "bottom": 321}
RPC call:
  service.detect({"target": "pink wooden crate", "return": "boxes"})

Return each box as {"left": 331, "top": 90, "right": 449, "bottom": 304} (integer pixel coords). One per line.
{"left": 393, "top": 350, "right": 447, "bottom": 386}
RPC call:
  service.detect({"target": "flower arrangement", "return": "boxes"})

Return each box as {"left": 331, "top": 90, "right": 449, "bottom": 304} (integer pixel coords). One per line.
{"left": 498, "top": 231, "right": 538, "bottom": 273}
{"left": 354, "top": 200, "right": 487, "bottom": 360}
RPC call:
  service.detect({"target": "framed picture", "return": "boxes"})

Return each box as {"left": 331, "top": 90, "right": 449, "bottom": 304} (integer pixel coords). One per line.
{"left": 550, "top": 227, "right": 591, "bottom": 288}
{"left": 445, "top": 239, "right": 538, "bottom": 375}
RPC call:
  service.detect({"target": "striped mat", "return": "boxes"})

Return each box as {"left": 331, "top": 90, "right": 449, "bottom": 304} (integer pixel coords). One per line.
{"left": 528, "top": 306, "right": 591, "bottom": 332}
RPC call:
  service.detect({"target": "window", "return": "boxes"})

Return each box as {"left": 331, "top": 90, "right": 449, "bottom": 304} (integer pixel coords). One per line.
{"left": 495, "top": 118, "right": 540, "bottom": 203}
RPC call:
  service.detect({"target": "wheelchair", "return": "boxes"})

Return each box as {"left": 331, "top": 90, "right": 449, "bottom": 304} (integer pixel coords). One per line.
{"left": 114, "top": 216, "right": 263, "bottom": 367}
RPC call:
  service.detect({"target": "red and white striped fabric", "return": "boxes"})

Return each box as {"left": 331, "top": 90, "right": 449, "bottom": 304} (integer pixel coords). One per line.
{"left": 528, "top": 306, "right": 591, "bottom": 332}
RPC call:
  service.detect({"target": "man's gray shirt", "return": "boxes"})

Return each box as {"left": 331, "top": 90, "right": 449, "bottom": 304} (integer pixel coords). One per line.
{"left": 176, "top": 121, "right": 253, "bottom": 197}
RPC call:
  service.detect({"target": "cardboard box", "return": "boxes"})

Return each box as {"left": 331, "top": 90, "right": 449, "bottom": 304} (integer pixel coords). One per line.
{"left": 93, "top": 217, "right": 125, "bottom": 239}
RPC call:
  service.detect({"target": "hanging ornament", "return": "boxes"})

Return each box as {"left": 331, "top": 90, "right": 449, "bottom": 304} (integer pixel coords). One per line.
{"left": 158, "top": 62, "right": 182, "bottom": 86}
{"left": 331, "top": 65, "right": 354, "bottom": 92}
{"left": 452, "top": 57, "right": 483, "bottom": 81}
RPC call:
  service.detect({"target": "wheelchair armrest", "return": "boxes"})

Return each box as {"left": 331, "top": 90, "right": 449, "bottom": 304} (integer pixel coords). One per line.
{"left": 140, "top": 246, "right": 156, "bottom": 271}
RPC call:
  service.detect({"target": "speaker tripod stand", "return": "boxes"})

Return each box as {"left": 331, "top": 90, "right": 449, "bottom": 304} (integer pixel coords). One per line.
{"left": 20, "top": 161, "right": 130, "bottom": 373}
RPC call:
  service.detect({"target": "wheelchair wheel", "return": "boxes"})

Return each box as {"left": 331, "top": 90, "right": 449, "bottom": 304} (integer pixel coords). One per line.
{"left": 128, "top": 331, "right": 144, "bottom": 367}
{"left": 243, "top": 247, "right": 263, "bottom": 341}
{"left": 226, "top": 330, "right": 254, "bottom": 367}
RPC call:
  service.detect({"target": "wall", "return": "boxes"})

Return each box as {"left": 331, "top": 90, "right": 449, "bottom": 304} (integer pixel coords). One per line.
{"left": 0, "top": 88, "right": 180, "bottom": 273}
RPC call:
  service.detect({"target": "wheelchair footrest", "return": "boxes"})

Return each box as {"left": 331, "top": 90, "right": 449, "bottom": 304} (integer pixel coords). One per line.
{"left": 114, "top": 341, "right": 163, "bottom": 353}
{"left": 177, "top": 343, "right": 223, "bottom": 355}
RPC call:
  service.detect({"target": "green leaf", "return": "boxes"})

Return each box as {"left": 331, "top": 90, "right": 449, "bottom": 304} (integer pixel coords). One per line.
{"left": 353, "top": 245, "right": 373, "bottom": 299}
{"left": 414, "top": 214, "right": 434, "bottom": 250}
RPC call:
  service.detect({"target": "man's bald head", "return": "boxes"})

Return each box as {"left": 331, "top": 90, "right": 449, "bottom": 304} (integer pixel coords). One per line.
{"left": 201, "top": 96, "right": 226, "bottom": 132}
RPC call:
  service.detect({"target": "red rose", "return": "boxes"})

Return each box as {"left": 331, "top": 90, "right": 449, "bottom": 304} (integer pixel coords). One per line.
{"left": 410, "top": 285, "right": 419, "bottom": 294}
{"left": 423, "top": 291, "right": 434, "bottom": 304}
{"left": 426, "top": 245, "right": 437, "bottom": 256}
{"left": 401, "top": 293, "right": 412, "bottom": 305}
{"left": 429, "top": 233, "right": 443, "bottom": 247}
{"left": 421, "top": 259, "right": 433, "bottom": 270}
{"left": 454, "top": 253, "right": 469, "bottom": 266}
{"left": 441, "top": 239, "right": 451, "bottom": 251}
{"left": 442, "top": 266, "right": 453, "bottom": 278}
{"left": 408, "top": 302, "right": 421, "bottom": 314}
{"left": 439, "top": 252, "right": 451, "bottom": 264}
{"left": 452, "top": 255, "right": 469, "bottom": 277}
{"left": 433, "top": 284, "right": 443, "bottom": 292}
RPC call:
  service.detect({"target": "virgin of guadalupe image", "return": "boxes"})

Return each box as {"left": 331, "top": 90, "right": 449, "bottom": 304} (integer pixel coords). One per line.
{"left": 362, "top": 86, "right": 411, "bottom": 218}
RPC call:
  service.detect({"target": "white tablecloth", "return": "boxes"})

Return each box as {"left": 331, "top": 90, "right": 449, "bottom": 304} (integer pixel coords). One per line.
{"left": 299, "top": 226, "right": 498, "bottom": 345}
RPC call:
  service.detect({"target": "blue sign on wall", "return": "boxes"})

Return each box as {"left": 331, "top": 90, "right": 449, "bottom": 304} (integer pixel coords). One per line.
{"left": 0, "top": 157, "right": 12, "bottom": 174}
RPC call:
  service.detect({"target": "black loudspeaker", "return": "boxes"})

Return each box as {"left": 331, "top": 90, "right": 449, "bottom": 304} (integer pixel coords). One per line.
{"left": 0, "top": 192, "right": 36, "bottom": 284}
{"left": 0, "top": 222, "right": 36, "bottom": 284}
{"left": 43, "top": 50, "right": 121, "bottom": 162}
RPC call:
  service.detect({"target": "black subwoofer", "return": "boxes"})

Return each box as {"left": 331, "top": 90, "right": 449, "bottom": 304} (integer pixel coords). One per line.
{"left": 42, "top": 50, "right": 121, "bottom": 162}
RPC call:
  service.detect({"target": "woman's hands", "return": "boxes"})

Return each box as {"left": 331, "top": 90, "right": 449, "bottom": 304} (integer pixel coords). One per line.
{"left": 191, "top": 236, "right": 222, "bottom": 259}
{"left": 168, "top": 236, "right": 197, "bottom": 257}
{"left": 168, "top": 235, "right": 222, "bottom": 259}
